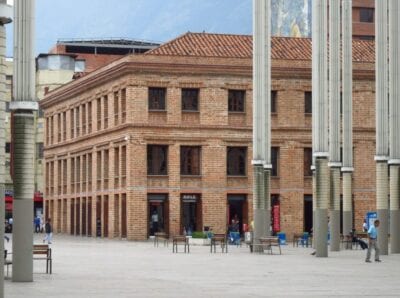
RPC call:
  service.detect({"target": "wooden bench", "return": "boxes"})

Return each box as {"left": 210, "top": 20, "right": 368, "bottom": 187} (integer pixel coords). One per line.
{"left": 172, "top": 236, "right": 189, "bottom": 253}
{"left": 154, "top": 232, "right": 169, "bottom": 247}
{"left": 33, "top": 244, "right": 52, "bottom": 274}
{"left": 3, "top": 244, "right": 52, "bottom": 276}
{"left": 210, "top": 233, "right": 228, "bottom": 253}
{"left": 251, "top": 237, "right": 281, "bottom": 255}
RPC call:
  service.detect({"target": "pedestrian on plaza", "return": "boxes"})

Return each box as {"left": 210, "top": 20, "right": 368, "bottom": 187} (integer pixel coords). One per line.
{"left": 43, "top": 218, "right": 53, "bottom": 244}
{"left": 34, "top": 215, "right": 41, "bottom": 233}
{"left": 40, "top": 215, "right": 44, "bottom": 233}
{"left": 365, "top": 219, "right": 381, "bottom": 263}
{"left": 363, "top": 219, "right": 368, "bottom": 232}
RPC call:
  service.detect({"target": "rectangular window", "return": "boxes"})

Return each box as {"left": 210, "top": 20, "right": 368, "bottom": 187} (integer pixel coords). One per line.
{"left": 271, "top": 147, "right": 279, "bottom": 177}
{"left": 71, "top": 158, "right": 75, "bottom": 193}
{"left": 63, "top": 111, "right": 67, "bottom": 140}
{"left": 104, "top": 95, "right": 109, "bottom": 129}
{"left": 5, "top": 142, "right": 11, "bottom": 153}
{"left": 50, "top": 162, "right": 54, "bottom": 195}
{"left": 228, "top": 90, "right": 245, "bottom": 112}
{"left": 360, "top": 8, "right": 374, "bottom": 23}
{"left": 63, "top": 159, "right": 67, "bottom": 194}
{"left": 46, "top": 117, "right": 50, "bottom": 145}
{"left": 304, "top": 148, "right": 313, "bottom": 177}
{"left": 82, "top": 104, "right": 86, "bottom": 135}
{"left": 57, "top": 114, "right": 61, "bottom": 142}
{"left": 96, "top": 151, "right": 102, "bottom": 190}
{"left": 114, "top": 91, "right": 119, "bottom": 125}
{"left": 88, "top": 102, "right": 92, "bottom": 133}
{"left": 114, "top": 147, "right": 120, "bottom": 188}
{"left": 271, "top": 91, "right": 277, "bottom": 113}
{"left": 121, "top": 89, "right": 127, "bottom": 123}
{"left": 50, "top": 116, "right": 54, "bottom": 144}
{"left": 76, "top": 156, "right": 81, "bottom": 193}
{"left": 147, "top": 145, "right": 168, "bottom": 175}
{"left": 70, "top": 109, "right": 75, "bottom": 139}
{"left": 180, "top": 146, "right": 201, "bottom": 175}
{"left": 104, "top": 150, "right": 109, "bottom": 189}
{"left": 148, "top": 87, "right": 166, "bottom": 110}
{"left": 75, "top": 107, "right": 80, "bottom": 137}
{"left": 46, "top": 162, "right": 50, "bottom": 195}
{"left": 227, "top": 147, "right": 247, "bottom": 176}
{"left": 96, "top": 98, "right": 101, "bottom": 130}
{"left": 36, "top": 143, "right": 44, "bottom": 159}
{"left": 121, "top": 146, "right": 127, "bottom": 187}
{"left": 82, "top": 155, "right": 87, "bottom": 191}
{"left": 182, "top": 88, "right": 199, "bottom": 111}
{"left": 58, "top": 160, "right": 62, "bottom": 195}
{"left": 87, "top": 153, "right": 92, "bottom": 191}
{"left": 304, "top": 92, "right": 312, "bottom": 114}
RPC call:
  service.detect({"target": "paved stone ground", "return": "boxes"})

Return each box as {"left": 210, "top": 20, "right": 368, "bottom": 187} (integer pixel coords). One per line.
{"left": 3, "top": 234, "right": 400, "bottom": 297}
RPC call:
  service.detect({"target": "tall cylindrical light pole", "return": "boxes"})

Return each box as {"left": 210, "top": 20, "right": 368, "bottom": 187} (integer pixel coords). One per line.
{"left": 312, "top": 0, "right": 329, "bottom": 257}
{"left": 10, "top": 0, "right": 37, "bottom": 282}
{"left": 0, "top": 0, "right": 12, "bottom": 294}
{"left": 375, "top": 0, "right": 389, "bottom": 256}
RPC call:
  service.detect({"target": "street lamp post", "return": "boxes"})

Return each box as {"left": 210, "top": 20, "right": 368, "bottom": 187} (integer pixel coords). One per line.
{"left": 10, "top": 0, "right": 37, "bottom": 282}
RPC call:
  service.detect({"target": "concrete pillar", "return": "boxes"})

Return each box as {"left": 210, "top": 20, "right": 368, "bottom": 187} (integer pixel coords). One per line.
{"left": 0, "top": 1, "right": 12, "bottom": 295}
{"left": 328, "top": 0, "right": 341, "bottom": 252}
{"left": 342, "top": 0, "right": 354, "bottom": 236}
{"left": 312, "top": 0, "right": 329, "bottom": 257}
{"left": 252, "top": 0, "right": 271, "bottom": 250}
{"left": 10, "top": 0, "right": 37, "bottom": 282}
{"left": 389, "top": 0, "right": 400, "bottom": 254}
{"left": 375, "top": 0, "right": 390, "bottom": 255}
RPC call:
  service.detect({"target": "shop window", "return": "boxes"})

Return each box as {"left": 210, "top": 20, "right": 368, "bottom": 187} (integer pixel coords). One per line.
{"left": 304, "top": 148, "right": 313, "bottom": 177}
{"left": 227, "top": 147, "right": 247, "bottom": 176}
{"left": 147, "top": 145, "right": 168, "bottom": 175}
{"left": 271, "top": 147, "right": 279, "bottom": 177}
{"left": 182, "top": 88, "right": 199, "bottom": 111}
{"left": 228, "top": 90, "right": 245, "bottom": 112}
{"left": 149, "top": 87, "right": 166, "bottom": 110}
{"left": 181, "top": 146, "right": 201, "bottom": 175}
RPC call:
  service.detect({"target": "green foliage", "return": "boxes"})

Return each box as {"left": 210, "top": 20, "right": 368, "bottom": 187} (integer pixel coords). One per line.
{"left": 191, "top": 231, "right": 206, "bottom": 239}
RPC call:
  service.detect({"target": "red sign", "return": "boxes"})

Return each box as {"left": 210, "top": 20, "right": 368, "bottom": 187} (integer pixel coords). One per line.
{"left": 273, "top": 204, "right": 280, "bottom": 233}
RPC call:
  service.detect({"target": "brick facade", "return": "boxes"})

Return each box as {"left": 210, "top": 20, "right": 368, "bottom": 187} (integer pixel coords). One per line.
{"left": 40, "top": 34, "right": 376, "bottom": 240}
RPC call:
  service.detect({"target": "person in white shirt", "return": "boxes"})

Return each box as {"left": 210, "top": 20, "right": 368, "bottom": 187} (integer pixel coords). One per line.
{"left": 363, "top": 219, "right": 368, "bottom": 232}
{"left": 151, "top": 211, "right": 159, "bottom": 234}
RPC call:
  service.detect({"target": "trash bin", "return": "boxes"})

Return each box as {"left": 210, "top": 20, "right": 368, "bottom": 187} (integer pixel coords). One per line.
{"left": 277, "top": 232, "right": 286, "bottom": 245}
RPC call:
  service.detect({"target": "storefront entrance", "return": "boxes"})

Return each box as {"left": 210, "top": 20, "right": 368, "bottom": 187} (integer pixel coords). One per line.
{"left": 304, "top": 195, "right": 313, "bottom": 233}
{"left": 227, "top": 195, "right": 248, "bottom": 234}
{"left": 181, "top": 194, "right": 202, "bottom": 234}
{"left": 148, "top": 194, "right": 169, "bottom": 236}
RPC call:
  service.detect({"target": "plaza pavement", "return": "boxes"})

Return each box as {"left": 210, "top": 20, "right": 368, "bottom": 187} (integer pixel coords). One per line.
{"left": 3, "top": 234, "right": 400, "bottom": 298}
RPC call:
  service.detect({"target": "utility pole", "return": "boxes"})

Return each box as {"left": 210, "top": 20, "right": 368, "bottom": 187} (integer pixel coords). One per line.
{"left": 252, "top": 0, "right": 271, "bottom": 251}
{"left": 0, "top": 1, "right": 12, "bottom": 294}
{"left": 389, "top": 0, "right": 400, "bottom": 254}
{"left": 312, "top": 0, "right": 329, "bottom": 257}
{"left": 10, "top": 0, "right": 37, "bottom": 282}
{"left": 328, "top": 0, "right": 341, "bottom": 252}
{"left": 375, "top": 0, "right": 389, "bottom": 256}
{"left": 341, "top": 0, "right": 354, "bottom": 240}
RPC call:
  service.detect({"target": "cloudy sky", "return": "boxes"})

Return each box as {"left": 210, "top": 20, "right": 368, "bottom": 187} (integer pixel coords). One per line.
{"left": 5, "top": 0, "right": 252, "bottom": 56}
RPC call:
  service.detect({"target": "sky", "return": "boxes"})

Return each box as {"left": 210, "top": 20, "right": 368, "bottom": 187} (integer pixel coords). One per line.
{"left": 5, "top": 0, "right": 252, "bottom": 57}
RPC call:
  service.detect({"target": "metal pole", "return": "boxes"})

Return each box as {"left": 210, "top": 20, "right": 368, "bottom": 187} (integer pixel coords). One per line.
{"left": 10, "top": 0, "right": 37, "bottom": 282}
{"left": 389, "top": 0, "right": 400, "bottom": 254}
{"left": 375, "top": 0, "right": 389, "bottom": 255}
{"left": 342, "top": 0, "right": 354, "bottom": 237}
{"left": 0, "top": 1, "right": 12, "bottom": 294}
{"left": 328, "top": 0, "right": 341, "bottom": 252}
{"left": 312, "top": 0, "right": 329, "bottom": 257}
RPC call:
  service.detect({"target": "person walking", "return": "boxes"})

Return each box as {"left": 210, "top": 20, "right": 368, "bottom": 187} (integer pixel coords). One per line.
{"left": 43, "top": 218, "right": 53, "bottom": 244}
{"left": 366, "top": 219, "right": 381, "bottom": 263}
{"left": 34, "top": 215, "right": 41, "bottom": 233}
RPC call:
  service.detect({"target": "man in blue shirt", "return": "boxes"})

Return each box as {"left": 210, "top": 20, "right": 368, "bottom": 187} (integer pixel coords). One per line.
{"left": 366, "top": 219, "right": 381, "bottom": 263}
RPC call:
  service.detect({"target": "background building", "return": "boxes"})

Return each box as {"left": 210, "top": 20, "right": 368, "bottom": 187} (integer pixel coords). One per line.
{"left": 40, "top": 32, "right": 376, "bottom": 240}
{"left": 4, "top": 39, "right": 159, "bottom": 219}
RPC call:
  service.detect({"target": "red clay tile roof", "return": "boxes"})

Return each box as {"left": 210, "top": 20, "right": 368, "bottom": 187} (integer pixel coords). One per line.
{"left": 146, "top": 32, "right": 375, "bottom": 63}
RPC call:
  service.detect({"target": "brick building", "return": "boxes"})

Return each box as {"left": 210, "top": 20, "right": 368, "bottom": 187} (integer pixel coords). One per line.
{"left": 352, "top": 0, "right": 375, "bottom": 40}
{"left": 40, "top": 33, "right": 376, "bottom": 240}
